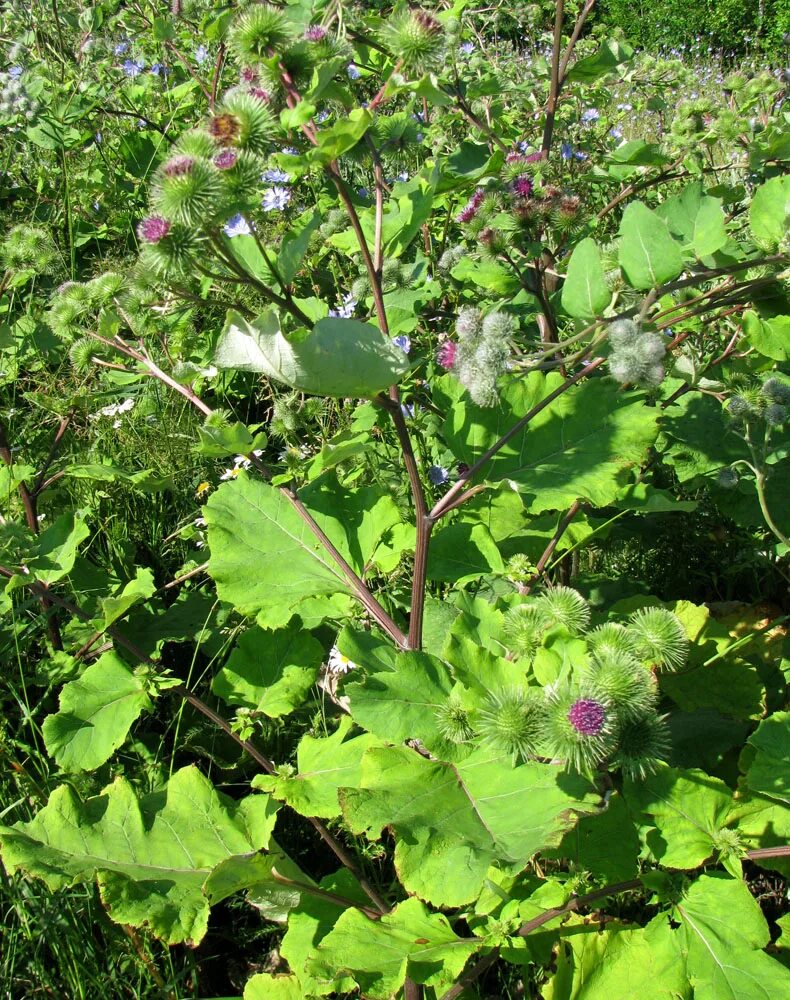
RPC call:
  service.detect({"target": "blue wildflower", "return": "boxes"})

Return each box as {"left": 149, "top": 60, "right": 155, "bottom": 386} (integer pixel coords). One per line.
{"left": 459, "top": 41, "right": 475, "bottom": 55}
{"left": 328, "top": 293, "right": 356, "bottom": 319}
{"left": 261, "top": 167, "right": 291, "bottom": 184}
{"left": 561, "top": 142, "right": 573, "bottom": 160}
{"left": 113, "top": 40, "right": 130, "bottom": 56}
{"left": 194, "top": 45, "right": 210, "bottom": 64}
{"left": 262, "top": 186, "right": 291, "bottom": 212}
{"left": 580, "top": 108, "right": 600, "bottom": 124}
{"left": 8, "top": 65, "right": 23, "bottom": 79}
{"left": 224, "top": 213, "right": 251, "bottom": 238}
{"left": 121, "top": 58, "right": 145, "bottom": 78}
{"left": 393, "top": 335, "right": 411, "bottom": 353}
{"left": 150, "top": 62, "right": 170, "bottom": 77}
{"left": 401, "top": 403, "right": 415, "bottom": 419}
{"left": 428, "top": 465, "right": 449, "bottom": 485}
{"left": 347, "top": 63, "right": 360, "bottom": 80}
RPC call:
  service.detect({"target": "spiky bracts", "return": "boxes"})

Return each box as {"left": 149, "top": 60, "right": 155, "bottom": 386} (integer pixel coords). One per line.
{"left": 228, "top": 5, "right": 295, "bottom": 61}
{"left": 477, "top": 688, "right": 543, "bottom": 763}
{"left": 381, "top": 8, "right": 445, "bottom": 76}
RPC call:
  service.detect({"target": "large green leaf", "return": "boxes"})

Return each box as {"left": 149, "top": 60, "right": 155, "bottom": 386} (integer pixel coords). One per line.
{"left": 280, "top": 869, "right": 370, "bottom": 998}
{"left": 341, "top": 745, "right": 596, "bottom": 906}
{"left": 205, "top": 476, "right": 394, "bottom": 628}
{"left": 307, "top": 108, "right": 372, "bottom": 164}
{"left": 544, "top": 792, "right": 641, "bottom": 883}
{"left": 618, "top": 202, "right": 684, "bottom": 289}
{"left": 427, "top": 521, "right": 504, "bottom": 581}
{"left": 214, "top": 310, "right": 409, "bottom": 397}
{"left": 623, "top": 765, "right": 741, "bottom": 870}
{"left": 101, "top": 567, "right": 156, "bottom": 628}
{"left": 669, "top": 875, "right": 790, "bottom": 1000}
{"left": 742, "top": 311, "right": 790, "bottom": 361}
{"left": 0, "top": 767, "right": 278, "bottom": 945}
{"left": 212, "top": 623, "right": 324, "bottom": 717}
{"left": 340, "top": 632, "right": 459, "bottom": 754}
{"left": 253, "top": 717, "right": 382, "bottom": 819}
{"left": 744, "top": 712, "right": 790, "bottom": 805}
{"left": 41, "top": 651, "right": 152, "bottom": 771}
{"left": 656, "top": 183, "right": 728, "bottom": 258}
{"left": 543, "top": 916, "right": 691, "bottom": 1000}
{"left": 244, "top": 975, "right": 302, "bottom": 1000}
{"left": 305, "top": 897, "right": 480, "bottom": 999}
{"left": 561, "top": 238, "right": 611, "bottom": 319}
{"left": 28, "top": 510, "right": 90, "bottom": 584}
{"left": 565, "top": 39, "right": 634, "bottom": 83}
{"left": 749, "top": 175, "right": 790, "bottom": 249}
{"left": 435, "top": 372, "right": 658, "bottom": 512}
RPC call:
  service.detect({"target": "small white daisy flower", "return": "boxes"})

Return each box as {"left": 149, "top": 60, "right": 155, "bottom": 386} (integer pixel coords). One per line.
{"left": 327, "top": 645, "right": 356, "bottom": 675}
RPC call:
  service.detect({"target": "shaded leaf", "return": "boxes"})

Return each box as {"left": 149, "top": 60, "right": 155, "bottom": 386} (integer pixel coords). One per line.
{"left": 212, "top": 623, "right": 324, "bottom": 718}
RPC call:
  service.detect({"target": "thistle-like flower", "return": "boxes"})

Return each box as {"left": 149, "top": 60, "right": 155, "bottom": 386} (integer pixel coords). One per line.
{"left": 542, "top": 687, "right": 615, "bottom": 773}
{"left": 613, "top": 713, "right": 670, "bottom": 780}
{"left": 216, "top": 92, "right": 277, "bottom": 155}
{"left": 381, "top": 8, "right": 445, "bottom": 77}
{"left": 627, "top": 607, "right": 689, "bottom": 671}
{"left": 435, "top": 694, "right": 475, "bottom": 744}
{"left": 477, "top": 687, "right": 542, "bottom": 763}
{"left": 229, "top": 5, "right": 295, "bottom": 61}
{"left": 586, "top": 622, "right": 638, "bottom": 662}
{"left": 583, "top": 652, "right": 657, "bottom": 721}
{"left": 152, "top": 157, "right": 222, "bottom": 227}
{"left": 137, "top": 215, "right": 171, "bottom": 243}
{"left": 533, "top": 587, "right": 590, "bottom": 636}
{"left": 502, "top": 604, "right": 548, "bottom": 660}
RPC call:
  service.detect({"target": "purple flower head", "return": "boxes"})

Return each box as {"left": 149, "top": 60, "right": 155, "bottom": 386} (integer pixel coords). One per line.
{"left": 163, "top": 155, "right": 195, "bottom": 177}
{"left": 511, "top": 175, "right": 534, "bottom": 199}
{"left": 240, "top": 66, "right": 258, "bottom": 84}
{"left": 214, "top": 148, "right": 238, "bottom": 170}
{"left": 567, "top": 698, "right": 606, "bottom": 736}
{"left": 224, "top": 213, "right": 251, "bottom": 238}
{"left": 437, "top": 341, "right": 457, "bottom": 370}
{"left": 262, "top": 186, "right": 291, "bottom": 212}
{"left": 456, "top": 189, "right": 485, "bottom": 224}
{"left": 137, "top": 215, "right": 171, "bottom": 244}
{"left": 524, "top": 151, "right": 543, "bottom": 164}
{"left": 249, "top": 87, "right": 272, "bottom": 103}
{"left": 304, "top": 25, "right": 328, "bottom": 42}
{"left": 506, "top": 151, "right": 527, "bottom": 165}
{"left": 122, "top": 58, "right": 145, "bottom": 77}
{"left": 393, "top": 334, "right": 411, "bottom": 353}
{"left": 428, "top": 464, "right": 449, "bottom": 485}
